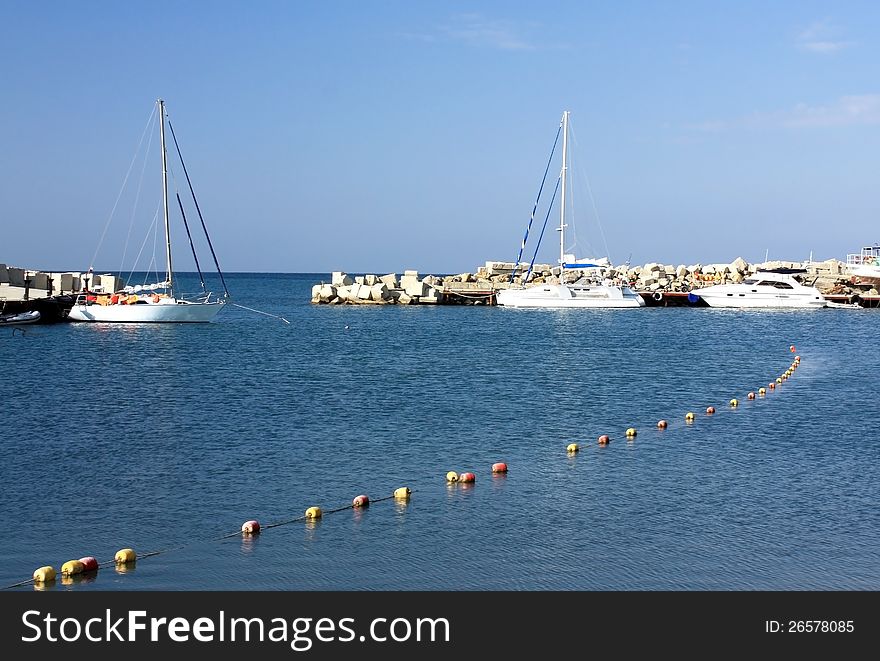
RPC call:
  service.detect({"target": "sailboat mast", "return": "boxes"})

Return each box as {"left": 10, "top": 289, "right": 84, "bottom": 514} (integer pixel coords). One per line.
{"left": 158, "top": 98, "right": 174, "bottom": 297}
{"left": 559, "top": 110, "right": 569, "bottom": 271}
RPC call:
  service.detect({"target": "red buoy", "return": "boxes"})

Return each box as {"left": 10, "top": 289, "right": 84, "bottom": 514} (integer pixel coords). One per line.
{"left": 598, "top": 434, "right": 610, "bottom": 445}
{"left": 747, "top": 392, "right": 756, "bottom": 400}
{"left": 78, "top": 556, "right": 99, "bottom": 573}
{"left": 491, "top": 462, "right": 508, "bottom": 473}
{"left": 657, "top": 420, "right": 668, "bottom": 429}
{"left": 790, "top": 345, "right": 796, "bottom": 353}
{"left": 352, "top": 494, "right": 370, "bottom": 508}
{"left": 706, "top": 406, "right": 716, "bottom": 415}
{"left": 241, "top": 520, "right": 261, "bottom": 535}
{"left": 458, "top": 472, "right": 476, "bottom": 483}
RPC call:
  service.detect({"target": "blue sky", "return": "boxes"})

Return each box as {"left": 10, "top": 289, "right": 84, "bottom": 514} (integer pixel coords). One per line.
{"left": 2, "top": 1, "right": 879, "bottom": 274}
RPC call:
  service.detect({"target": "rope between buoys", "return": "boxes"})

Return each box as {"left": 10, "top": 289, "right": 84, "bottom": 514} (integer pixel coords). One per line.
{"left": 1, "top": 491, "right": 413, "bottom": 590}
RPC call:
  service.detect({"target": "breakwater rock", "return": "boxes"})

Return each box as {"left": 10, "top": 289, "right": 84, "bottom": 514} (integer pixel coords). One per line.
{"left": 311, "top": 257, "right": 877, "bottom": 305}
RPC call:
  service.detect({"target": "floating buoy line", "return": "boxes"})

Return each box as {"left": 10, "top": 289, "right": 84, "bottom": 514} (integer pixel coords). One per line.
{"left": 5, "top": 349, "right": 802, "bottom": 590}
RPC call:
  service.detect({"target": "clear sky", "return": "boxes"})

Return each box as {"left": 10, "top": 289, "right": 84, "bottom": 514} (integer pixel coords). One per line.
{"left": 2, "top": 1, "right": 879, "bottom": 275}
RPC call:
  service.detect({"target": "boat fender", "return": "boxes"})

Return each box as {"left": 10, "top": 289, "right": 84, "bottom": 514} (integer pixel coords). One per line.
{"left": 652, "top": 291, "right": 663, "bottom": 302}
{"left": 151, "top": 294, "right": 160, "bottom": 303}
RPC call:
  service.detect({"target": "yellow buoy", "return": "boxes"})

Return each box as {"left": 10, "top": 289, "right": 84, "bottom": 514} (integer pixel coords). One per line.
{"left": 114, "top": 548, "right": 137, "bottom": 564}
{"left": 685, "top": 411, "right": 695, "bottom": 422}
{"left": 446, "top": 471, "right": 459, "bottom": 483}
{"left": 625, "top": 427, "right": 637, "bottom": 438}
{"left": 758, "top": 387, "right": 766, "bottom": 395}
{"left": 730, "top": 398, "right": 739, "bottom": 407}
{"left": 61, "top": 560, "right": 84, "bottom": 576}
{"left": 393, "top": 486, "right": 411, "bottom": 500}
{"left": 305, "top": 506, "right": 322, "bottom": 520}
{"left": 566, "top": 442, "right": 579, "bottom": 453}
{"left": 776, "top": 377, "right": 782, "bottom": 384}
{"left": 33, "top": 566, "right": 56, "bottom": 583}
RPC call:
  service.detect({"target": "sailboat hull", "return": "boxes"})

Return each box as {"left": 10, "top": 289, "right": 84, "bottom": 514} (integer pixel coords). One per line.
{"left": 67, "top": 299, "right": 225, "bottom": 323}
{"left": 496, "top": 283, "right": 645, "bottom": 308}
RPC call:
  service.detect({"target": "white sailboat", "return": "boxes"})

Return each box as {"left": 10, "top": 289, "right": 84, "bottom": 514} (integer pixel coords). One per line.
{"left": 496, "top": 111, "right": 644, "bottom": 309}
{"left": 68, "top": 99, "right": 228, "bottom": 323}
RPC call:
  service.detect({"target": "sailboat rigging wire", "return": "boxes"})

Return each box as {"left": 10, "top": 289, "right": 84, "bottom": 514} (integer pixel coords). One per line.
{"left": 90, "top": 104, "right": 158, "bottom": 271}
{"left": 232, "top": 303, "right": 291, "bottom": 324}
{"left": 166, "top": 116, "right": 230, "bottom": 299}
{"left": 569, "top": 123, "right": 612, "bottom": 264}
{"left": 126, "top": 204, "right": 162, "bottom": 286}
{"left": 120, "top": 111, "right": 157, "bottom": 277}
{"left": 524, "top": 176, "right": 561, "bottom": 284}
{"left": 169, "top": 165, "right": 208, "bottom": 293}
{"left": 509, "top": 123, "right": 562, "bottom": 284}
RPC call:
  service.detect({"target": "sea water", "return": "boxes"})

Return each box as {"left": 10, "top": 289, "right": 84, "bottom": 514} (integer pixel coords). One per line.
{"left": 1, "top": 273, "right": 878, "bottom": 590}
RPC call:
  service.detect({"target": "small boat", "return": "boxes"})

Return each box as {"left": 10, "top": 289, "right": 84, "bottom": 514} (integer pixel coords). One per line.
{"left": 496, "top": 111, "right": 644, "bottom": 309}
{"left": 691, "top": 269, "right": 827, "bottom": 308}
{"left": 0, "top": 310, "right": 41, "bottom": 325}
{"left": 67, "top": 99, "right": 229, "bottom": 323}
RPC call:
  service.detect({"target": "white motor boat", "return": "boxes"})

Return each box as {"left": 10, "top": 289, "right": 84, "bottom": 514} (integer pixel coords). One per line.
{"left": 692, "top": 269, "right": 827, "bottom": 308}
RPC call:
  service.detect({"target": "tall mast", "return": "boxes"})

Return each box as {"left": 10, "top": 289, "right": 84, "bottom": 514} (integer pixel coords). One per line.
{"left": 558, "top": 110, "right": 569, "bottom": 271}
{"left": 158, "top": 98, "right": 174, "bottom": 297}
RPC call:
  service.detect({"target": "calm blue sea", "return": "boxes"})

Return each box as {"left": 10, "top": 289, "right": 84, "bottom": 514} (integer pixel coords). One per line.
{"left": 1, "top": 272, "right": 878, "bottom": 591}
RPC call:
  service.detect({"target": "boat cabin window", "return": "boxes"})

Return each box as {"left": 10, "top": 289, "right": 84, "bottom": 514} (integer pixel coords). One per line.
{"left": 743, "top": 278, "right": 759, "bottom": 285}
{"left": 771, "top": 281, "right": 794, "bottom": 289}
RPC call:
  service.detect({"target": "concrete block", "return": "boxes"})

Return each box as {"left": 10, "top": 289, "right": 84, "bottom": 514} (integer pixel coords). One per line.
{"left": 401, "top": 275, "right": 427, "bottom": 297}
{"left": 370, "top": 283, "right": 390, "bottom": 301}
{"left": 354, "top": 276, "right": 365, "bottom": 285}
{"left": 379, "top": 273, "right": 398, "bottom": 287}
{"left": 357, "top": 284, "right": 372, "bottom": 300}
{"left": 7, "top": 268, "right": 25, "bottom": 286}
{"left": 421, "top": 287, "right": 443, "bottom": 304}
{"left": 331, "top": 271, "right": 353, "bottom": 287}
{"left": 30, "top": 272, "right": 49, "bottom": 289}
{"left": 364, "top": 274, "right": 378, "bottom": 286}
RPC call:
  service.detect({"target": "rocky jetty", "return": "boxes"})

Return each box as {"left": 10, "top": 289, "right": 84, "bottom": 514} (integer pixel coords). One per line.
{"left": 312, "top": 257, "right": 875, "bottom": 305}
